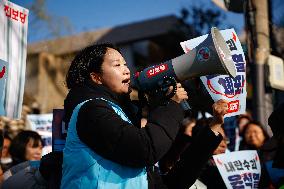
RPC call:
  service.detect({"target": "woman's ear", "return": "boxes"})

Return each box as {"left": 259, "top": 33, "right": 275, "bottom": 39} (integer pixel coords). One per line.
{"left": 90, "top": 72, "right": 102, "bottom": 84}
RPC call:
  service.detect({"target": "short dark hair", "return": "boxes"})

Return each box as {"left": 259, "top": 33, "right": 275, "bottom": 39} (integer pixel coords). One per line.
{"left": 180, "top": 117, "right": 196, "bottom": 133}
{"left": 4, "top": 132, "right": 12, "bottom": 141}
{"left": 242, "top": 120, "right": 270, "bottom": 140}
{"left": 237, "top": 114, "right": 251, "bottom": 125}
{"left": 9, "top": 130, "right": 42, "bottom": 163}
{"left": 66, "top": 43, "right": 120, "bottom": 89}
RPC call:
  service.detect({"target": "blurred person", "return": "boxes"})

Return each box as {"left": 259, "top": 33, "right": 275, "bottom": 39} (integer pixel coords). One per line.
{"left": 1, "top": 133, "right": 12, "bottom": 172}
{"left": 239, "top": 121, "right": 269, "bottom": 150}
{"left": 212, "top": 127, "right": 230, "bottom": 155}
{"left": 1, "top": 131, "right": 46, "bottom": 188}
{"left": 239, "top": 121, "right": 280, "bottom": 188}
{"left": 1, "top": 151, "right": 63, "bottom": 189}
{"left": 158, "top": 117, "right": 196, "bottom": 174}
{"left": 268, "top": 102, "right": 284, "bottom": 169}
{"left": 222, "top": 116, "right": 237, "bottom": 151}
{"left": 181, "top": 117, "right": 196, "bottom": 137}
{"left": 234, "top": 114, "right": 252, "bottom": 151}
{"left": 60, "top": 43, "right": 227, "bottom": 189}
{"left": 8, "top": 130, "right": 43, "bottom": 168}
{"left": 237, "top": 114, "right": 251, "bottom": 134}
{"left": 197, "top": 126, "right": 229, "bottom": 189}
{"left": 160, "top": 104, "right": 228, "bottom": 189}
{"left": 259, "top": 102, "right": 284, "bottom": 188}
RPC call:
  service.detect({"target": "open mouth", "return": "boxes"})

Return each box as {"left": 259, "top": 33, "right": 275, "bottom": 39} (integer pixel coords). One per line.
{"left": 122, "top": 78, "right": 130, "bottom": 85}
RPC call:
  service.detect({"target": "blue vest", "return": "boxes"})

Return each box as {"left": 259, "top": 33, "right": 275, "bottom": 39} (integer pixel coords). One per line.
{"left": 61, "top": 98, "right": 148, "bottom": 189}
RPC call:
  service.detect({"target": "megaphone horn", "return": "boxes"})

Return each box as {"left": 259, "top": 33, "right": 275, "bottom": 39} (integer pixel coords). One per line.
{"left": 134, "top": 27, "right": 236, "bottom": 94}
{"left": 172, "top": 27, "right": 236, "bottom": 81}
{"left": 134, "top": 27, "right": 237, "bottom": 111}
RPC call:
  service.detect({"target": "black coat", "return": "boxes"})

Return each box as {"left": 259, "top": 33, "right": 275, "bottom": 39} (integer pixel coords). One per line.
{"left": 3, "top": 83, "right": 222, "bottom": 189}
{"left": 63, "top": 82, "right": 223, "bottom": 189}
{"left": 198, "top": 159, "right": 226, "bottom": 189}
{"left": 64, "top": 83, "right": 185, "bottom": 168}
{"left": 162, "top": 125, "right": 223, "bottom": 189}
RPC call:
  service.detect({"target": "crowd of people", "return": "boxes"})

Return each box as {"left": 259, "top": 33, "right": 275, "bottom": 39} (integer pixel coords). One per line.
{"left": 0, "top": 43, "right": 283, "bottom": 189}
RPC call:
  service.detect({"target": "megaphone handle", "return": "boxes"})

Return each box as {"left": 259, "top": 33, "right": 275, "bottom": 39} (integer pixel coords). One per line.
{"left": 180, "top": 100, "right": 191, "bottom": 111}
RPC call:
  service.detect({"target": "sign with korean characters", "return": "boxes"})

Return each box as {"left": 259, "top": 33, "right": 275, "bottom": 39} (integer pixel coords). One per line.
{"left": 0, "top": 59, "right": 8, "bottom": 115}
{"left": 27, "top": 114, "right": 53, "bottom": 156}
{"left": 213, "top": 150, "right": 261, "bottom": 189}
{"left": 0, "top": 0, "right": 29, "bottom": 118}
{"left": 180, "top": 28, "right": 247, "bottom": 117}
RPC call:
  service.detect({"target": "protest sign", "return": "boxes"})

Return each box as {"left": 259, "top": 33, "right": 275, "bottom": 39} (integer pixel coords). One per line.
{"left": 213, "top": 150, "right": 261, "bottom": 189}
{"left": 27, "top": 114, "right": 53, "bottom": 156}
{"left": 0, "top": 59, "right": 8, "bottom": 115}
{"left": 180, "top": 28, "right": 247, "bottom": 117}
{"left": 52, "top": 109, "right": 67, "bottom": 152}
{"left": 0, "top": 0, "right": 29, "bottom": 118}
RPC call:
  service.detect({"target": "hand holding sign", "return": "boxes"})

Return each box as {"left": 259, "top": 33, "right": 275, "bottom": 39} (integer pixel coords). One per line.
{"left": 213, "top": 99, "right": 229, "bottom": 123}
{"left": 210, "top": 99, "right": 228, "bottom": 132}
{"left": 180, "top": 28, "right": 247, "bottom": 118}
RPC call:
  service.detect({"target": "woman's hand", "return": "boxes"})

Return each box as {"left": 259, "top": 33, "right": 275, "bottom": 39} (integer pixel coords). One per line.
{"left": 210, "top": 99, "right": 228, "bottom": 133}
{"left": 170, "top": 83, "right": 188, "bottom": 104}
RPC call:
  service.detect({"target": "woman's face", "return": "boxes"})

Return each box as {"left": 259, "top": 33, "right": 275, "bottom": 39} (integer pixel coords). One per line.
{"left": 98, "top": 48, "right": 131, "bottom": 94}
{"left": 244, "top": 124, "right": 266, "bottom": 148}
{"left": 2, "top": 138, "right": 11, "bottom": 158}
{"left": 25, "top": 139, "right": 43, "bottom": 161}
{"left": 213, "top": 127, "right": 228, "bottom": 155}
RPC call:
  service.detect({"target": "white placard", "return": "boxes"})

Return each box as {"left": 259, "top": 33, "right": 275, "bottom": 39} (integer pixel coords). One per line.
{"left": 27, "top": 114, "right": 53, "bottom": 156}
{"left": 0, "top": 59, "right": 8, "bottom": 115}
{"left": 0, "top": 0, "right": 29, "bottom": 118}
{"left": 180, "top": 28, "right": 247, "bottom": 117}
{"left": 213, "top": 150, "right": 261, "bottom": 189}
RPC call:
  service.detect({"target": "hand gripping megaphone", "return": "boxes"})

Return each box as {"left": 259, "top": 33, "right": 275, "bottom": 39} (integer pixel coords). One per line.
{"left": 134, "top": 27, "right": 236, "bottom": 110}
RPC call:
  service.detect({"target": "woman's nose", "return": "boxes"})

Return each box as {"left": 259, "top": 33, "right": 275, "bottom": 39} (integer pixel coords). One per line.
{"left": 124, "top": 66, "right": 130, "bottom": 75}
{"left": 36, "top": 147, "right": 42, "bottom": 153}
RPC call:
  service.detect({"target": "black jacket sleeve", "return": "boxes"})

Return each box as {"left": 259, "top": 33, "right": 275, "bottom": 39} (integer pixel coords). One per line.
{"left": 76, "top": 99, "right": 184, "bottom": 168}
{"left": 163, "top": 126, "right": 223, "bottom": 189}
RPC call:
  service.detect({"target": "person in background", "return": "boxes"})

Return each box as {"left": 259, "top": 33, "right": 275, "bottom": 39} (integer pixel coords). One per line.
{"left": 239, "top": 121, "right": 269, "bottom": 151}
{"left": 1, "top": 133, "right": 12, "bottom": 172}
{"left": 234, "top": 114, "right": 252, "bottom": 151}
{"left": 198, "top": 126, "right": 229, "bottom": 189}
{"left": 222, "top": 116, "right": 237, "bottom": 151}
{"left": 239, "top": 121, "right": 279, "bottom": 188}
{"left": 160, "top": 107, "right": 228, "bottom": 189}
{"left": 1, "top": 151, "right": 63, "bottom": 189}
{"left": 237, "top": 114, "right": 251, "bottom": 135}
{"left": 267, "top": 102, "right": 284, "bottom": 188}
{"left": 158, "top": 117, "right": 196, "bottom": 174}
{"left": 8, "top": 130, "right": 43, "bottom": 168}
{"left": 181, "top": 117, "right": 196, "bottom": 137}
{"left": 0, "top": 131, "right": 43, "bottom": 187}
